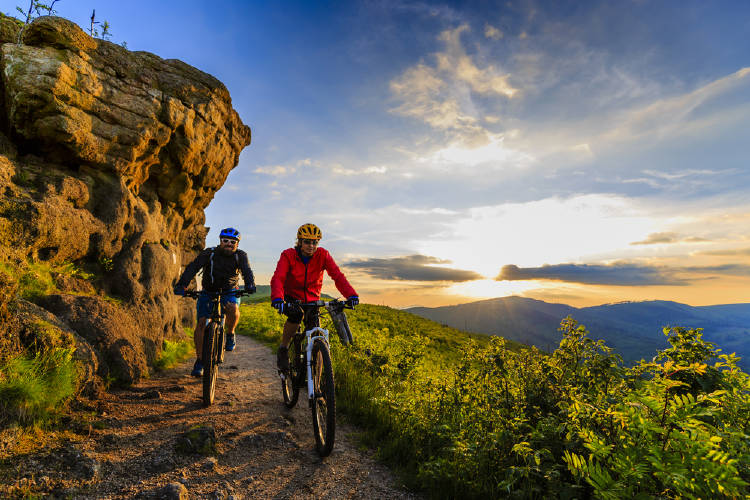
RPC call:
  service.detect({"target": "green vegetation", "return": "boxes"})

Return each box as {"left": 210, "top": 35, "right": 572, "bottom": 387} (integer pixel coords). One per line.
{"left": 0, "top": 260, "right": 92, "bottom": 302}
{"left": 153, "top": 336, "right": 194, "bottom": 371}
{"left": 14, "top": 1, "right": 60, "bottom": 44}
{"left": 88, "top": 9, "right": 111, "bottom": 40}
{"left": 238, "top": 302, "right": 750, "bottom": 498}
{"left": 0, "top": 348, "right": 76, "bottom": 426}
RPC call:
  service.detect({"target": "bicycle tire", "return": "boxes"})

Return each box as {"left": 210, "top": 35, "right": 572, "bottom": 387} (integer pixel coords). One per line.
{"left": 281, "top": 337, "right": 301, "bottom": 408}
{"left": 310, "top": 339, "right": 335, "bottom": 457}
{"left": 202, "top": 322, "right": 220, "bottom": 407}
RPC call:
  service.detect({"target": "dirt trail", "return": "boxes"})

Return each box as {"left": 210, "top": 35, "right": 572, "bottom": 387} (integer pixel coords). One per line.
{"left": 50, "top": 335, "right": 417, "bottom": 499}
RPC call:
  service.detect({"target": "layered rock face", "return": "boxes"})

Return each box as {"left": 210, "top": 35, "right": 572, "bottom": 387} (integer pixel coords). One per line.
{"left": 0, "top": 15, "right": 251, "bottom": 391}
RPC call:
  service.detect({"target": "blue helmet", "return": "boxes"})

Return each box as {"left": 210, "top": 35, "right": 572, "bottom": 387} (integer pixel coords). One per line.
{"left": 219, "top": 227, "right": 241, "bottom": 241}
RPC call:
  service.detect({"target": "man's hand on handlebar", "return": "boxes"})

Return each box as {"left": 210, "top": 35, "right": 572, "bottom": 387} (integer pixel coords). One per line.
{"left": 271, "top": 298, "right": 285, "bottom": 314}
{"left": 346, "top": 296, "right": 359, "bottom": 308}
{"left": 244, "top": 284, "right": 257, "bottom": 295}
{"left": 175, "top": 287, "right": 198, "bottom": 298}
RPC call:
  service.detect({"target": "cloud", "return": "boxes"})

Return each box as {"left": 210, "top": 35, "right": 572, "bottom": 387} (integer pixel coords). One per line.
{"left": 332, "top": 165, "right": 388, "bottom": 175}
{"left": 254, "top": 165, "right": 295, "bottom": 176}
{"left": 419, "top": 133, "right": 532, "bottom": 168}
{"left": 346, "top": 255, "right": 483, "bottom": 282}
{"left": 389, "top": 24, "right": 517, "bottom": 143}
{"left": 253, "top": 158, "right": 315, "bottom": 176}
{"left": 437, "top": 25, "right": 517, "bottom": 97}
{"left": 496, "top": 261, "right": 750, "bottom": 286}
{"left": 389, "top": 64, "right": 481, "bottom": 134}
{"left": 697, "top": 247, "right": 750, "bottom": 257}
{"left": 602, "top": 67, "right": 750, "bottom": 146}
{"left": 641, "top": 168, "right": 735, "bottom": 181}
{"left": 683, "top": 264, "right": 750, "bottom": 276}
{"left": 630, "top": 232, "right": 709, "bottom": 245}
{"left": 496, "top": 263, "right": 685, "bottom": 286}
{"left": 631, "top": 232, "right": 680, "bottom": 245}
{"left": 484, "top": 24, "right": 503, "bottom": 40}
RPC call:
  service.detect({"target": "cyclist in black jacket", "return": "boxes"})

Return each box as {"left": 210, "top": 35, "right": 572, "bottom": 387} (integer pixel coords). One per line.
{"left": 174, "top": 227, "right": 256, "bottom": 376}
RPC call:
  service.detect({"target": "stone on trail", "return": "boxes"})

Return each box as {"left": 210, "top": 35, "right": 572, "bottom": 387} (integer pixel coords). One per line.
{"left": 157, "top": 482, "right": 189, "bottom": 500}
{"left": 175, "top": 424, "right": 217, "bottom": 455}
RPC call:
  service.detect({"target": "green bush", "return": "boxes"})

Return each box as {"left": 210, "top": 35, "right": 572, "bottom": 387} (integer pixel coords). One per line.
{"left": 237, "top": 304, "right": 750, "bottom": 498}
{"left": 153, "top": 338, "right": 194, "bottom": 371}
{"left": 563, "top": 326, "right": 750, "bottom": 498}
{"left": 0, "top": 348, "right": 77, "bottom": 426}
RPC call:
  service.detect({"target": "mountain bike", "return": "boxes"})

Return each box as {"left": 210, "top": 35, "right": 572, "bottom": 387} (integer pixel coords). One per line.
{"left": 183, "top": 289, "right": 251, "bottom": 407}
{"left": 279, "top": 298, "right": 355, "bottom": 457}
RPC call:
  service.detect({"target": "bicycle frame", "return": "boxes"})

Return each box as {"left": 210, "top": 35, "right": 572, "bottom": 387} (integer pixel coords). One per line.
{"left": 303, "top": 326, "right": 330, "bottom": 401}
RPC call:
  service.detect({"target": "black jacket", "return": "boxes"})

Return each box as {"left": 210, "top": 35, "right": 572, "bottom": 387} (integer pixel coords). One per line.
{"left": 176, "top": 247, "right": 255, "bottom": 292}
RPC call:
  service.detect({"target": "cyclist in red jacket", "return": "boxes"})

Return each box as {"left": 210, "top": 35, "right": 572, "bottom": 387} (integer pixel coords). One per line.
{"left": 270, "top": 223, "right": 358, "bottom": 372}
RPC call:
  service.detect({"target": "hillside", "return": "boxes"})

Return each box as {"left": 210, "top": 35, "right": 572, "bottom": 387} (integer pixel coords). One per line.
{"left": 408, "top": 297, "right": 750, "bottom": 369}
{"left": 238, "top": 301, "right": 750, "bottom": 498}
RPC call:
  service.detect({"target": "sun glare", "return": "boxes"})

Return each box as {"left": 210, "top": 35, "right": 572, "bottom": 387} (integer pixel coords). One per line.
{"left": 417, "top": 195, "right": 663, "bottom": 277}
{"left": 425, "top": 134, "right": 532, "bottom": 167}
{"left": 447, "top": 279, "right": 540, "bottom": 299}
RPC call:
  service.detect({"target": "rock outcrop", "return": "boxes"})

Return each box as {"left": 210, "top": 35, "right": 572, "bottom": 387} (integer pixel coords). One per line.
{"left": 0, "top": 15, "right": 251, "bottom": 390}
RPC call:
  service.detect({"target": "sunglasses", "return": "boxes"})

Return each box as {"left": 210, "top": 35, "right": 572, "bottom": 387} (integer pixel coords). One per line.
{"left": 301, "top": 239, "right": 319, "bottom": 245}
{"left": 221, "top": 238, "right": 238, "bottom": 245}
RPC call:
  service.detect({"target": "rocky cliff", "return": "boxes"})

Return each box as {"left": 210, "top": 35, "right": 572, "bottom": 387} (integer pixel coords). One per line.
{"left": 0, "top": 15, "right": 251, "bottom": 394}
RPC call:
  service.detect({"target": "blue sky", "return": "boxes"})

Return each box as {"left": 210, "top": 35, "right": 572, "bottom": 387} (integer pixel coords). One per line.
{"left": 12, "top": 0, "right": 750, "bottom": 307}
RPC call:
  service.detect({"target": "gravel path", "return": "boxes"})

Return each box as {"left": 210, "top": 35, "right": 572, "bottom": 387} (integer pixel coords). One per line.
{"left": 50, "top": 334, "right": 417, "bottom": 499}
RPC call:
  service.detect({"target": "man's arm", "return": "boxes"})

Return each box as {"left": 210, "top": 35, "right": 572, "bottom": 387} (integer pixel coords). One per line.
{"left": 237, "top": 250, "right": 256, "bottom": 291}
{"left": 324, "top": 251, "right": 357, "bottom": 298}
{"left": 175, "top": 250, "right": 209, "bottom": 290}
{"left": 270, "top": 251, "right": 291, "bottom": 301}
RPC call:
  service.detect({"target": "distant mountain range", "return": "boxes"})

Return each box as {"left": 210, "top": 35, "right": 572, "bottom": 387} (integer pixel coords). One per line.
{"left": 407, "top": 297, "right": 750, "bottom": 370}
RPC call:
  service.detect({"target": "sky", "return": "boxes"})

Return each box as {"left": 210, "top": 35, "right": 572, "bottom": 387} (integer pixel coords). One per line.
{"left": 8, "top": 0, "right": 750, "bottom": 308}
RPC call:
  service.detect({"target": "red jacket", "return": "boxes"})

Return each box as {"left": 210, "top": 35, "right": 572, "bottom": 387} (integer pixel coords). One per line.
{"left": 271, "top": 247, "right": 357, "bottom": 302}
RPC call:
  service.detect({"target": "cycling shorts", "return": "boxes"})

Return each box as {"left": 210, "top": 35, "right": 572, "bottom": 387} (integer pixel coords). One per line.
{"left": 196, "top": 289, "right": 240, "bottom": 319}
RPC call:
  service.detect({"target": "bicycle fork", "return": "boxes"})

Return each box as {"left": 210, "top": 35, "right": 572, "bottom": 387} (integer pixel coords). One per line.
{"left": 305, "top": 327, "right": 330, "bottom": 402}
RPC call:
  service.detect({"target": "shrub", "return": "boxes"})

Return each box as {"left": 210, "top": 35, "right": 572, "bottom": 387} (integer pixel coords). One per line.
{"left": 153, "top": 338, "right": 194, "bottom": 371}
{"left": 237, "top": 304, "right": 750, "bottom": 498}
{"left": 0, "top": 348, "right": 76, "bottom": 426}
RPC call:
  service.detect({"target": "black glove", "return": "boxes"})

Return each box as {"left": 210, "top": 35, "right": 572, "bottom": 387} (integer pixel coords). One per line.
{"left": 174, "top": 285, "right": 185, "bottom": 296}
{"left": 347, "top": 296, "right": 359, "bottom": 307}
{"left": 271, "top": 299, "right": 284, "bottom": 314}
{"left": 245, "top": 284, "right": 257, "bottom": 294}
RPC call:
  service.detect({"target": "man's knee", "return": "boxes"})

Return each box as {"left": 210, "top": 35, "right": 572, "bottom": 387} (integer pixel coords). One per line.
{"left": 287, "top": 308, "right": 303, "bottom": 324}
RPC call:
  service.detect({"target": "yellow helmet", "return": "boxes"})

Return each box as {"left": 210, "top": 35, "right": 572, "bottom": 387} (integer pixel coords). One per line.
{"left": 297, "top": 223, "right": 322, "bottom": 241}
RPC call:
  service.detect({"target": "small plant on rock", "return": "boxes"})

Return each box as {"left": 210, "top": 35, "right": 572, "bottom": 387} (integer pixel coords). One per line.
{"left": 14, "top": 0, "right": 60, "bottom": 44}
{"left": 88, "top": 9, "right": 112, "bottom": 40}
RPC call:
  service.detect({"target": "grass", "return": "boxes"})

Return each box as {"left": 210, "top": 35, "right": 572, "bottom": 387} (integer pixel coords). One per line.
{"left": 153, "top": 337, "right": 194, "bottom": 371}
{"left": 0, "top": 260, "right": 93, "bottom": 302}
{"left": 236, "top": 302, "right": 750, "bottom": 498}
{"left": 236, "top": 301, "right": 286, "bottom": 348}
{"left": 0, "top": 348, "right": 77, "bottom": 427}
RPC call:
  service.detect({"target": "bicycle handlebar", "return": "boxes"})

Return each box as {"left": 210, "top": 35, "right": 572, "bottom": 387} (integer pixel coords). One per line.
{"left": 180, "top": 289, "right": 253, "bottom": 299}
{"left": 289, "top": 298, "right": 355, "bottom": 310}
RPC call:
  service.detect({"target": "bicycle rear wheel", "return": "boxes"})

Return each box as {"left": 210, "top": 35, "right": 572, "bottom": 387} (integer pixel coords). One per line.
{"left": 310, "top": 339, "right": 335, "bottom": 457}
{"left": 202, "top": 322, "right": 220, "bottom": 407}
{"left": 281, "top": 337, "right": 301, "bottom": 408}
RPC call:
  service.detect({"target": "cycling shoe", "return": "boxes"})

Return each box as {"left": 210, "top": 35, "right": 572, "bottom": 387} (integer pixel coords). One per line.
{"left": 191, "top": 359, "right": 203, "bottom": 377}
{"left": 225, "top": 333, "right": 236, "bottom": 351}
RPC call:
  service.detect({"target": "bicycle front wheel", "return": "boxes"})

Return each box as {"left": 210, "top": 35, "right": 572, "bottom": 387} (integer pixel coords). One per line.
{"left": 202, "top": 322, "right": 220, "bottom": 407}
{"left": 282, "top": 338, "right": 301, "bottom": 409}
{"left": 310, "top": 339, "right": 335, "bottom": 457}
